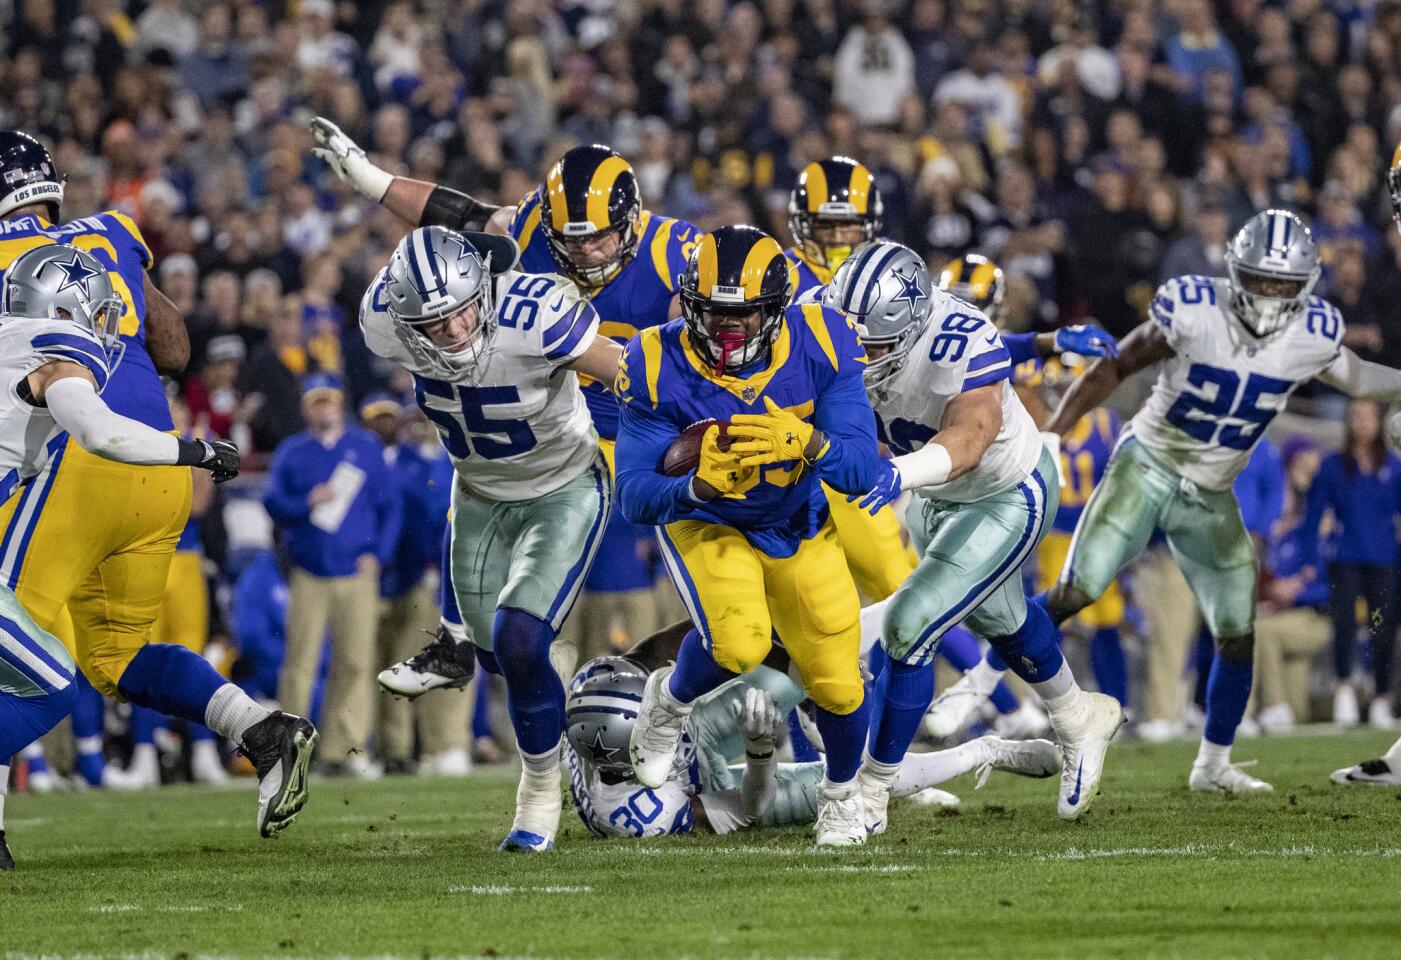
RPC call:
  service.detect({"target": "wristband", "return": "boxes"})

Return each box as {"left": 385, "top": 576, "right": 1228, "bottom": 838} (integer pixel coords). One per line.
{"left": 422, "top": 185, "right": 501, "bottom": 232}
{"left": 175, "top": 438, "right": 211, "bottom": 466}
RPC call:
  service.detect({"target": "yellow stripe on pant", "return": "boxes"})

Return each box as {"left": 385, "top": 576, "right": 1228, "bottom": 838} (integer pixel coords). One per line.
{"left": 658, "top": 517, "right": 864, "bottom": 715}
{"left": 0, "top": 439, "right": 191, "bottom": 696}
{"left": 823, "top": 483, "right": 917, "bottom": 602}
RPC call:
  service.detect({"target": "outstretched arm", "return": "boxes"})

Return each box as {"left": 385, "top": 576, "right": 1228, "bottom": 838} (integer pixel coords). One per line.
{"left": 143, "top": 273, "right": 190, "bottom": 375}
{"left": 1317, "top": 346, "right": 1401, "bottom": 401}
{"left": 1045, "top": 322, "right": 1174, "bottom": 435}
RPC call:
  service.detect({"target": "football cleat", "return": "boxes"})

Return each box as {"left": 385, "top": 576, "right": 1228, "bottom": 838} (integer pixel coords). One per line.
{"left": 378, "top": 627, "right": 477, "bottom": 699}
{"left": 1330, "top": 756, "right": 1401, "bottom": 786}
{"left": 191, "top": 739, "right": 231, "bottom": 784}
{"left": 628, "top": 666, "right": 692, "bottom": 789}
{"left": 907, "top": 787, "right": 961, "bottom": 808}
{"left": 924, "top": 662, "right": 1000, "bottom": 739}
{"left": 1055, "top": 692, "right": 1124, "bottom": 820}
{"left": 992, "top": 701, "right": 1051, "bottom": 740}
{"left": 239, "top": 712, "right": 318, "bottom": 838}
{"left": 1333, "top": 684, "right": 1360, "bottom": 725}
{"left": 980, "top": 736, "right": 1061, "bottom": 781}
{"left": 814, "top": 782, "right": 867, "bottom": 846}
{"left": 1189, "top": 759, "right": 1273, "bottom": 793}
{"left": 856, "top": 767, "right": 892, "bottom": 835}
{"left": 499, "top": 769, "right": 562, "bottom": 852}
{"left": 0, "top": 830, "right": 14, "bottom": 870}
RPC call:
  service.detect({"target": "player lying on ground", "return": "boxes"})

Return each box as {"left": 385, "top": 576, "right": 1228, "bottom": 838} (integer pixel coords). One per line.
{"left": 825, "top": 241, "right": 1124, "bottom": 827}
{"left": 0, "top": 245, "right": 312, "bottom": 869}
{"left": 563, "top": 621, "right": 1059, "bottom": 838}
{"left": 359, "top": 224, "right": 622, "bottom": 851}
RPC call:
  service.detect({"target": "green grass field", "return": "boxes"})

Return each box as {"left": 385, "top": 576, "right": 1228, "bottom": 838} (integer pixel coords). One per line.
{"left": 5, "top": 730, "right": 1401, "bottom": 960}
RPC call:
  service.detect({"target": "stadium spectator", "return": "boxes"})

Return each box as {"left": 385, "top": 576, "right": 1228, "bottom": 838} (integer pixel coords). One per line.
{"left": 183, "top": 334, "right": 247, "bottom": 444}
{"left": 264, "top": 374, "right": 401, "bottom": 777}
{"left": 1301, "top": 400, "right": 1401, "bottom": 729}
{"left": 833, "top": 3, "right": 916, "bottom": 128}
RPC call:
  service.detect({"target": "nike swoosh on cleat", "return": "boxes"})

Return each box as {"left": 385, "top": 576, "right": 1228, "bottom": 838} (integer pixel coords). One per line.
{"left": 1067, "top": 759, "right": 1084, "bottom": 806}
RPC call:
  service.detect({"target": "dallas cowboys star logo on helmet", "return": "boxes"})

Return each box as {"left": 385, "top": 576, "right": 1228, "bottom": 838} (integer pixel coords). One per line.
{"left": 46, "top": 250, "right": 104, "bottom": 299}
{"left": 890, "top": 266, "right": 926, "bottom": 311}
{"left": 583, "top": 728, "right": 621, "bottom": 765}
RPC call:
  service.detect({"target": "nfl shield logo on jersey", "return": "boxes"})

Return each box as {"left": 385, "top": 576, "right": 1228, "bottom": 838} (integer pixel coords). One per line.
{"left": 742, "top": 386, "right": 757, "bottom": 402}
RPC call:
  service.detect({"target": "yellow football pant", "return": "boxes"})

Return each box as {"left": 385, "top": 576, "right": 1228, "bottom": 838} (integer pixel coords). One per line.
{"left": 152, "top": 549, "right": 209, "bottom": 654}
{"left": 0, "top": 439, "right": 191, "bottom": 696}
{"left": 1038, "top": 529, "right": 1124, "bottom": 627}
{"left": 824, "top": 483, "right": 917, "bottom": 602}
{"left": 658, "top": 517, "right": 864, "bottom": 715}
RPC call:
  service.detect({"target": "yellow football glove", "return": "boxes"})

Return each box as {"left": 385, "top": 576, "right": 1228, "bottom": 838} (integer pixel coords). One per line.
{"left": 728, "top": 396, "right": 826, "bottom": 468}
{"left": 695, "top": 425, "right": 750, "bottom": 498}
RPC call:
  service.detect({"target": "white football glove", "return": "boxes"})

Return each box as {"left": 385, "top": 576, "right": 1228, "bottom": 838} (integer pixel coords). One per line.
{"left": 309, "top": 116, "right": 392, "bottom": 201}
{"left": 736, "top": 687, "right": 781, "bottom": 753}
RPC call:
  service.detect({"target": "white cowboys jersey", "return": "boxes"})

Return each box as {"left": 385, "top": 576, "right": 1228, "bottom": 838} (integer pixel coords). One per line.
{"left": 0, "top": 314, "right": 113, "bottom": 499}
{"left": 360, "top": 268, "right": 601, "bottom": 501}
{"left": 565, "top": 732, "right": 698, "bottom": 839}
{"left": 1131, "top": 275, "right": 1344, "bottom": 491}
{"left": 871, "top": 290, "right": 1041, "bottom": 503}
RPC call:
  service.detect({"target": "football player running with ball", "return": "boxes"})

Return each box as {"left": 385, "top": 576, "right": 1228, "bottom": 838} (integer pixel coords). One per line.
{"left": 1044, "top": 209, "right": 1401, "bottom": 793}
{"left": 614, "top": 225, "right": 884, "bottom": 845}
{"left": 358, "top": 225, "right": 622, "bottom": 851}
{"left": 828, "top": 240, "right": 1124, "bottom": 828}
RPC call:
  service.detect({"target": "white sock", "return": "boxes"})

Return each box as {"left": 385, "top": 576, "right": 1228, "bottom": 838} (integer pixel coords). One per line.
{"left": 820, "top": 776, "right": 859, "bottom": 798}
{"left": 1032, "top": 661, "right": 1079, "bottom": 704}
{"left": 75, "top": 734, "right": 103, "bottom": 756}
{"left": 0, "top": 764, "right": 8, "bottom": 829}
{"left": 520, "top": 741, "right": 561, "bottom": 776}
{"left": 131, "top": 743, "right": 158, "bottom": 767}
{"left": 1196, "top": 739, "right": 1231, "bottom": 766}
{"left": 1384, "top": 737, "right": 1401, "bottom": 765}
{"left": 969, "top": 658, "right": 1006, "bottom": 694}
{"left": 204, "top": 683, "right": 273, "bottom": 743}
{"left": 859, "top": 751, "right": 900, "bottom": 785}
{"left": 441, "top": 617, "right": 469, "bottom": 644}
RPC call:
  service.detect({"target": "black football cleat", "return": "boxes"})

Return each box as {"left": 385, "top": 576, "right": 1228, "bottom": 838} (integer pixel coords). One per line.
{"left": 0, "top": 830, "right": 14, "bottom": 870}
{"left": 239, "top": 712, "right": 318, "bottom": 838}
{"left": 378, "top": 626, "right": 476, "bottom": 699}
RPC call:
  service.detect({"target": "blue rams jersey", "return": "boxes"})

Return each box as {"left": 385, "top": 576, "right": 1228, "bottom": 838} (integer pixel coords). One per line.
{"left": 614, "top": 302, "right": 879, "bottom": 558}
{"left": 509, "top": 191, "right": 698, "bottom": 440}
{"left": 0, "top": 212, "right": 169, "bottom": 430}
{"left": 1055, "top": 408, "right": 1120, "bottom": 533}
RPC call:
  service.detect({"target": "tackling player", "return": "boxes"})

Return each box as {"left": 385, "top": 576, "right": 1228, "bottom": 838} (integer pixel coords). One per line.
{"left": 0, "top": 132, "right": 317, "bottom": 841}
{"left": 826, "top": 241, "right": 1123, "bottom": 828}
{"left": 358, "top": 225, "right": 622, "bottom": 851}
{"left": 0, "top": 245, "right": 266, "bottom": 868}
{"left": 1044, "top": 210, "right": 1401, "bottom": 792}
{"left": 614, "top": 225, "right": 883, "bottom": 845}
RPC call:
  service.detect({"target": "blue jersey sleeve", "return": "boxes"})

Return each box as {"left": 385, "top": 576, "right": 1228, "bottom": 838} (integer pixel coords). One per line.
{"left": 1003, "top": 332, "right": 1038, "bottom": 366}
{"left": 804, "top": 306, "right": 879, "bottom": 495}
{"left": 30, "top": 330, "right": 111, "bottom": 392}
{"left": 614, "top": 334, "right": 697, "bottom": 525}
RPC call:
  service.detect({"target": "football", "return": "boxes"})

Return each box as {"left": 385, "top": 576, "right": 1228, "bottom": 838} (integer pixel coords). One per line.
{"left": 660, "top": 418, "right": 734, "bottom": 476}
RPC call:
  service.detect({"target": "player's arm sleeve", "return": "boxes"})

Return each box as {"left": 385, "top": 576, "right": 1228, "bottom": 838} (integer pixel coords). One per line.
{"left": 1002, "top": 331, "right": 1038, "bottom": 366}
{"left": 613, "top": 338, "right": 697, "bottom": 525}
{"left": 44, "top": 376, "right": 180, "bottom": 465}
{"left": 262, "top": 446, "right": 311, "bottom": 524}
{"left": 695, "top": 789, "right": 756, "bottom": 835}
{"left": 541, "top": 296, "right": 602, "bottom": 368}
{"left": 419, "top": 184, "right": 500, "bottom": 232}
{"left": 1317, "top": 346, "right": 1401, "bottom": 400}
{"left": 808, "top": 310, "right": 880, "bottom": 494}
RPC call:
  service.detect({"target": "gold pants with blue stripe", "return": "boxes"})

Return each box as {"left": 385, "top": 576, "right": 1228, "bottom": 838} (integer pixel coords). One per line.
{"left": 657, "top": 517, "right": 864, "bottom": 715}
{"left": 823, "top": 483, "right": 917, "bottom": 602}
{"left": 0, "top": 439, "right": 191, "bottom": 697}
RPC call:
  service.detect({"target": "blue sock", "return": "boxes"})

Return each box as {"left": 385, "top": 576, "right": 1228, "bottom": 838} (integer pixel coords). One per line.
{"left": 0, "top": 684, "right": 76, "bottom": 758}
{"left": 867, "top": 658, "right": 935, "bottom": 765}
{"left": 116, "top": 644, "right": 225, "bottom": 727}
{"left": 1030, "top": 590, "right": 1051, "bottom": 613}
{"left": 986, "top": 602, "right": 1066, "bottom": 686}
{"left": 1203, "top": 652, "right": 1252, "bottom": 747}
{"left": 21, "top": 743, "right": 50, "bottom": 775}
{"left": 815, "top": 696, "right": 871, "bottom": 783}
{"left": 787, "top": 710, "right": 820, "bottom": 761}
{"left": 985, "top": 647, "right": 1008, "bottom": 671}
{"left": 471, "top": 668, "right": 494, "bottom": 739}
{"left": 72, "top": 674, "right": 106, "bottom": 785}
{"left": 131, "top": 706, "right": 163, "bottom": 746}
{"left": 666, "top": 629, "right": 737, "bottom": 704}
{"left": 937, "top": 626, "right": 980, "bottom": 671}
{"left": 493, "top": 607, "right": 565, "bottom": 755}
{"left": 1090, "top": 627, "right": 1128, "bottom": 706}
{"left": 988, "top": 680, "right": 1020, "bottom": 715}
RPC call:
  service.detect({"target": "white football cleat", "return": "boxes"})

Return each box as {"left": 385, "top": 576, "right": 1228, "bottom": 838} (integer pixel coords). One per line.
{"left": 628, "top": 666, "right": 691, "bottom": 789}
{"left": 814, "top": 782, "right": 867, "bottom": 846}
{"left": 980, "top": 736, "right": 1061, "bottom": 780}
{"left": 924, "top": 662, "right": 1001, "bottom": 739}
{"left": 499, "top": 768, "right": 562, "bottom": 852}
{"left": 1330, "top": 756, "right": 1401, "bottom": 786}
{"left": 856, "top": 767, "right": 892, "bottom": 834}
{"left": 1189, "top": 759, "right": 1273, "bottom": 793}
{"left": 191, "top": 740, "right": 230, "bottom": 784}
{"left": 1135, "top": 718, "right": 1180, "bottom": 743}
{"left": 1256, "top": 703, "right": 1295, "bottom": 734}
{"left": 422, "top": 748, "right": 473, "bottom": 777}
{"left": 1368, "top": 698, "right": 1396, "bottom": 730}
{"left": 1334, "top": 684, "right": 1360, "bottom": 726}
{"left": 907, "top": 787, "right": 960, "bottom": 808}
{"left": 1055, "top": 692, "right": 1124, "bottom": 820}
{"left": 993, "top": 701, "right": 1051, "bottom": 740}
